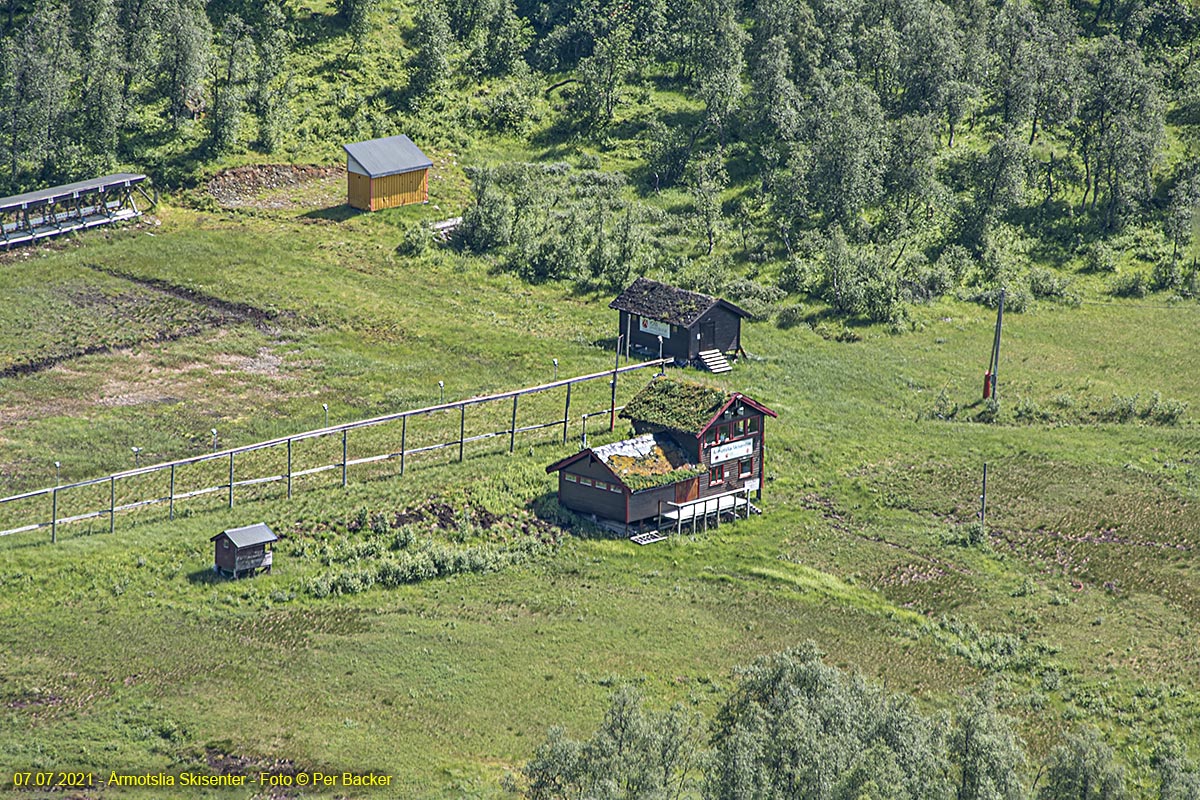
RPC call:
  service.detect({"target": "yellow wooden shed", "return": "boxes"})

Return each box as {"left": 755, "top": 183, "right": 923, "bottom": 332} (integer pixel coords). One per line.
{"left": 343, "top": 135, "right": 432, "bottom": 211}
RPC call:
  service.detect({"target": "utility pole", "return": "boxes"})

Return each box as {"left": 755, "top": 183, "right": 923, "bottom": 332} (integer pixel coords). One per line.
{"left": 986, "top": 289, "right": 1006, "bottom": 401}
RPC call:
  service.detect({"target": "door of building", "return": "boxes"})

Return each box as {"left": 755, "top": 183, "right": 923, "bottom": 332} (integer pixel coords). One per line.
{"left": 675, "top": 478, "right": 699, "bottom": 505}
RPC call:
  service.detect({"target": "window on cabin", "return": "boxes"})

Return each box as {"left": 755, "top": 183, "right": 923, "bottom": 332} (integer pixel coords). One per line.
{"left": 739, "top": 458, "right": 753, "bottom": 478}
{"left": 734, "top": 419, "right": 747, "bottom": 437}
{"left": 704, "top": 429, "right": 716, "bottom": 446}
{"left": 710, "top": 465, "right": 726, "bottom": 485}
{"left": 595, "top": 480, "right": 607, "bottom": 491}
{"left": 747, "top": 416, "right": 760, "bottom": 434}
{"left": 717, "top": 424, "right": 731, "bottom": 443}
{"left": 223, "top": 540, "right": 229, "bottom": 550}
{"left": 609, "top": 483, "right": 622, "bottom": 493}
{"left": 564, "top": 473, "right": 578, "bottom": 483}
{"left": 580, "top": 477, "right": 593, "bottom": 487}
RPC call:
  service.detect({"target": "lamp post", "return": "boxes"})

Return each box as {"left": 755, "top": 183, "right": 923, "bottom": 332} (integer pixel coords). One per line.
{"left": 322, "top": 403, "right": 328, "bottom": 428}
{"left": 553, "top": 358, "right": 558, "bottom": 381}
{"left": 657, "top": 336, "right": 664, "bottom": 374}
{"left": 438, "top": 381, "right": 444, "bottom": 404}
{"left": 131, "top": 446, "right": 142, "bottom": 468}
{"left": 211, "top": 428, "right": 218, "bottom": 452}
{"left": 54, "top": 461, "right": 60, "bottom": 484}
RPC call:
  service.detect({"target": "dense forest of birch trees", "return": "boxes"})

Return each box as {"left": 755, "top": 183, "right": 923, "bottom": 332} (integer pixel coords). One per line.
{"left": 2, "top": 0, "right": 1199, "bottom": 314}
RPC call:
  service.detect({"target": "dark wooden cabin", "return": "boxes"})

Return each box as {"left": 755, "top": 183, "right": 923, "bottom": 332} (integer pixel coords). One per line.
{"left": 546, "top": 377, "right": 776, "bottom": 533}
{"left": 609, "top": 278, "right": 750, "bottom": 368}
{"left": 211, "top": 523, "right": 277, "bottom": 578}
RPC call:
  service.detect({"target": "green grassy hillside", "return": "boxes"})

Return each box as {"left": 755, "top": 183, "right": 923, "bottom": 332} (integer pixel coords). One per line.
{"left": 0, "top": 193, "right": 1197, "bottom": 797}
{"left": 3, "top": 0, "right": 1200, "bottom": 793}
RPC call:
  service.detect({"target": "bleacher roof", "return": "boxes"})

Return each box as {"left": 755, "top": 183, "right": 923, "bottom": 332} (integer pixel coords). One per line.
{"left": 0, "top": 173, "right": 147, "bottom": 211}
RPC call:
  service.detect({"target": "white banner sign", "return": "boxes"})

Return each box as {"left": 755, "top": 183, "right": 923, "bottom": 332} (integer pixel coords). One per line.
{"left": 638, "top": 317, "right": 670, "bottom": 339}
{"left": 744, "top": 478, "right": 760, "bottom": 492}
{"left": 710, "top": 438, "right": 754, "bottom": 465}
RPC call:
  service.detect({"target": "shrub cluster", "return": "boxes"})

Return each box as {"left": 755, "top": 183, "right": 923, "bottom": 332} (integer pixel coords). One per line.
{"left": 307, "top": 537, "right": 552, "bottom": 598}
{"left": 1100, "top": 392, "right": 1189, "bottom": 425}
{"left": 300, "top": 500, "right": 561, "bottom": 598}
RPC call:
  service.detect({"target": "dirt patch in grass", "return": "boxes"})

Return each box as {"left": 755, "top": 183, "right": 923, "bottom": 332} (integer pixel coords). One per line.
{"left": 1, "top": 265, "right": 282, "bottom": 381}
{"left": 214, "top": 347, "right": 284, "bottom": 376}
{"left": 6, "top": 691, "right": 64, "bottom": 710}
{"left": 389, "top": 500, "right": 502, "bottom": 531}
{"left": 205, "top": 746, "right": 300, "bottom": 777}
{"left": 208, "top": 164, "right": 345, "bottom": 210}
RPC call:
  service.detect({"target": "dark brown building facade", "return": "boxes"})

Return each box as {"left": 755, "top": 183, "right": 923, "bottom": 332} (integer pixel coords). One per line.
{"left": 609, "top": 277, "right": 750, "bottom": 362}
{"left": 211, "top": 523, "right": 277, "bottom": 578}
{"left": 546, "top": 378, "right": 776, "bottom": 528}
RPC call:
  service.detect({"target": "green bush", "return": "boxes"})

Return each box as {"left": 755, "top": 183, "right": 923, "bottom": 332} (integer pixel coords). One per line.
{"left": 976, "top": 397, "right": 1000, "bottom": 422}
{"left": 723, "top": 278, "right": 785, "bottom": 321}
{"left": 1104, "top": 394, "right": 1141, "bottom": 423}
{"left": 943, "top": 521, "right": 988, "bottom": 547}
{"left": 775, "top": 303, "right": 807, "bottom": 329}
{"left": 1029, "top": 267, "right": 1076, "bottom": 302}
{"left": 1014, "top": 396, "right": 1048, "bottom": 422}
{"left": 923, "top": 388, "right": 959, "bottom": 421}
{"left": 909, "top": 258, "right": 955, "bottom": 301}
{"left": 935, "top": 244, "right": 975, "bottom": 285}
{"left": 1111, "top": 272, "right": 1148, "bottom": 298}
{"left": 968, "top": 285, "right": 1030, "bottom": 313}
{"left": 1084, "top": 241, "right": 1118, "bottom": 273}
{"left": 1151, "top": 257, "right": 1183, "bottom": 291}
{"left": 395, "top": 223, "right": 433, "bottom": 257}
{"left": 777, "top": 257, "right": 817, "bottom": 294}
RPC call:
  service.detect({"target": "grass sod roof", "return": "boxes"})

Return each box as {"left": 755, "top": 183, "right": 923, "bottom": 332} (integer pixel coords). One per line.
{"left": 593, "top": 434, "right": 706, "bottom": 491}
{"left": 609, "top": 277, "right": 748, "bottom": 327}
{"left": 620, "top": 377, "right": 730, "bottom": 436}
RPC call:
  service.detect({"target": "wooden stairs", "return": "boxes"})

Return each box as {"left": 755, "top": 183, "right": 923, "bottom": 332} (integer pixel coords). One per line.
{"left": 698, "top": 349, "right": 732, "bottom": 374}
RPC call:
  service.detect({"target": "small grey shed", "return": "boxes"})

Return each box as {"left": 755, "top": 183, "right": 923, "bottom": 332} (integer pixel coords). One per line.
{"left": 211, "top": 522, "right": 277, "bottom": 578}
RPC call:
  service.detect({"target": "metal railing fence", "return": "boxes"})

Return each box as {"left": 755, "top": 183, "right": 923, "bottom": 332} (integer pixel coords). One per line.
{"left": 0, "top": 358, "right": 671, "bottom": 541}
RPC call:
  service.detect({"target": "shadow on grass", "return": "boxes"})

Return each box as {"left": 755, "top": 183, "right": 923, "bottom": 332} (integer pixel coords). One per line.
{"left": 186, "top": 567, "right": 225, "bottom": 585}
{"left": 301, "top": 204, "right": 360, "bottom": 222}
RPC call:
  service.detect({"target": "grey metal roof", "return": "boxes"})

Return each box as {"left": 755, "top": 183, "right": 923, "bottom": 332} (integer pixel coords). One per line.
{"left": 590, "top": 434, "right": 660, "bottom": 463}
{"left": 342, "top": 135, "right": 432, "bottom": 178}
{"left": 0, "top": 173, "right": 147, "bottom": 211}
{"left": 212, "top": 522, "right": 278, "bottom": 548}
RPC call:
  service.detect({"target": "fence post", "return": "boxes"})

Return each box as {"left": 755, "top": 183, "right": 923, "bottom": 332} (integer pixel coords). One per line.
{"left": 562, "top": 383, "right": 571, "bottom": 444}
{"left": 510, "top": 395, "right": 518, "bottom": 453}
{"left": 109, "top": 476, "right": 115, "bottom": 533}
{"left": 51, "top": 488, "right": 57, "bottom": 544}
{"left": 459, "top": 404, "right": 466, "bottom": 462}
{"left": 169, "top": 464, "right": 175, "bottom": 520}
{"left": 610, "top": 337, "right": 621, "bottom": 432}
{"left": 342, "top": 430, "right": 348, "bottom": 487}
{"left": 228, "top": 452, "right": 234, "bottom": 508}
{"left": 400, "top": 416, "right": 407, "bottom": 476}
{"left": 286, "top": 439, "right": 292, "bottom": 499}
{"left": 625, "top": 314, "right": 632, "bottom": 363}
